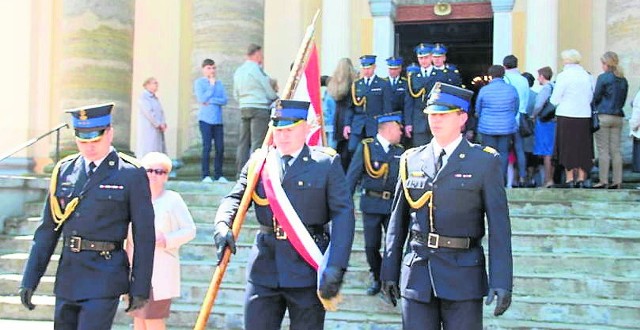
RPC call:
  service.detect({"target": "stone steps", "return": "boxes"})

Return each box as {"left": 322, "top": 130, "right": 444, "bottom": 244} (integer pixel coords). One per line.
{"left": 2, "top": 226, "right": 639, "bottom": 265}
{"left": 4, "top": 266, "right": 639, "bottom": 306}
{"left": 8, "top": 212, "right": 640, "bottom": 238}
{"left": 3, "top": 180, "right": 640, "bottom": 329}
{"left": 2, "top": 292, "right": 638, "bottom": 330}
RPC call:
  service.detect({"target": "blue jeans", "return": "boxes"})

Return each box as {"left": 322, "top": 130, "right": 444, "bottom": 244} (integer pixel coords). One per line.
{"left": 480, "top": 133, "right": 512, "bottom": 183}
{"left": 513, "top": 130, "right": 527, "bottom": 180}
{"left": 199, "top": 121, "right": 224, "bottom": 179}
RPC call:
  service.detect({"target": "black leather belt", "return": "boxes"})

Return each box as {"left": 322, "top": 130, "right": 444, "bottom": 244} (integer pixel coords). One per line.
{"left": 259, "top": 224, "right": 325, "bottom": 240}
{"left": 364, "top": 189, "right": 393, "bottom": 200}
{"left": 411, "top": 230, "right": 477, "bottom": 249}
{"left": 64, "top": 236, "right": 122, "bottom": 253}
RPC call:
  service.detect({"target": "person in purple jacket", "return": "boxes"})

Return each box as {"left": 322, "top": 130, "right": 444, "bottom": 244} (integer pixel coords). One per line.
{"left": 194, "top": 58, "right": 228, "bottom": 183}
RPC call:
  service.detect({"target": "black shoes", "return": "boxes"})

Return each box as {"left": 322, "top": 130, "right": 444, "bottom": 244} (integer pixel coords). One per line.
{"left": 366, "top": 272, "right": 381, "bottom": 296}
{"left": 554, "top": 181, "right": 575, "bottom": 188}
{"left": 366, "top": 280, "right": 381, "bottom": 296}
{"left": 554, "top": 180, "right": 587, "bottom": 188}
{"left": 608, "top": 183, "right": 622, "bottom": 189}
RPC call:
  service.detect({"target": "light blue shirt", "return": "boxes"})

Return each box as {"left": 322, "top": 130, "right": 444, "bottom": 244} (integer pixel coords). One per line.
{"left": 504, "top": 68, "right": 529, "bottom": 115}
{"left": 194, "top": 77, "right": 228, "bottom": 125}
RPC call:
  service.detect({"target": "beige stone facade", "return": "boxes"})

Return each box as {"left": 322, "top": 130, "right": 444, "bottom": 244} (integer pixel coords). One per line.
{"left": 1, "top": 0, "right": 638, "bottom": 174}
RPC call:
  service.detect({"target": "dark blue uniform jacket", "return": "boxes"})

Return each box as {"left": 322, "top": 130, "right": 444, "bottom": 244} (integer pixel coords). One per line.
{"left": 345, "top": 76, "right": 392, "bottom": 138}
{"left": 22, "top": 151, "right": 155, "bottom": 300}
{"left": 215, "top": 145, "right": 355, "bottom": 288}
{"left": 346, "top": 137, "right": 404, "bottom": 215}
{"left": 381, "top": 140, "right": 513, "bottom": 302}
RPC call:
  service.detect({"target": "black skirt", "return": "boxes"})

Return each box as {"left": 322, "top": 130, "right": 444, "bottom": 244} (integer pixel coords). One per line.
{"left": 554, "top": 116, "right": 594, "bottom": 172}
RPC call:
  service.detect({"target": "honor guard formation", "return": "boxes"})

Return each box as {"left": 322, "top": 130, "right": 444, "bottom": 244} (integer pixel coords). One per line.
{"left": 16, "top": 41, "right": 520, "bottom": 330}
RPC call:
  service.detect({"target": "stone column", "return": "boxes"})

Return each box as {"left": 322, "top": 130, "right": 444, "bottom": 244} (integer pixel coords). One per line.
{"left": 59, "top": 0, "right": 135, "bottom": 154}
{"left": 491, "top": 0, "right": 515, "bottom": 65}
{"left": 179, "top": 0, "right": 265, "bottom": 179}
{"left": 321, "top": 0, "right": 351, "bottom": 75}
{"left": 369, "top": 0, "right": 396, "bottom": 75}
{"left": 525, "top": 0, "right": 558, "bottom": 78}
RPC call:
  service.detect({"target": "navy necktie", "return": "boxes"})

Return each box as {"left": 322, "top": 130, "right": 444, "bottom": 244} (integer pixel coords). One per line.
{"left": 436, "top": 149, "right": 446, "bottom": 173}
{"left": 282, "top": 155, "right": 293, "bottom": 176}
{"left": 88, "top": 162, "right": 96, "bottom": 177}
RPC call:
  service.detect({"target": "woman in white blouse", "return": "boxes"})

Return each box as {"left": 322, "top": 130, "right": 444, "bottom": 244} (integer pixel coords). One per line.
{"left": 126, "top": 152, "right": 196, "bottom": 330}
{"left": 549, "top": 49, "right": 594, "bottom": 188}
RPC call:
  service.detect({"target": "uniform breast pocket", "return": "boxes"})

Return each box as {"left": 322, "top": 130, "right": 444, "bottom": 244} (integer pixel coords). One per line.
{"left": 95, "top": 189, "right": 126, "bottom": 202}
{"left": 452, "top": 178, "right": 481, "bottom": 191}
{"left": 94, "top": 189, "right": 126, "bottom": 216}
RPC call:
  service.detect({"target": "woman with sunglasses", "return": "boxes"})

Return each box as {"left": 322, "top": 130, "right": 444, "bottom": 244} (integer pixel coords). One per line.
{"left": 126, "top": 152, "right": 196, "bottom": 330}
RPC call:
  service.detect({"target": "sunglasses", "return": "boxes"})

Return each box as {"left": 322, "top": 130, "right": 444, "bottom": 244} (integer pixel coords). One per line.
{"left": 146, "top": 168, "right": 168, "bottom": 175}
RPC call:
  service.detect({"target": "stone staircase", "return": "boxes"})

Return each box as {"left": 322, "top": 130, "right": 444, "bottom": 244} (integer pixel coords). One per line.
{"left": 0, "top": 178, "right": 639, "bottom": 329}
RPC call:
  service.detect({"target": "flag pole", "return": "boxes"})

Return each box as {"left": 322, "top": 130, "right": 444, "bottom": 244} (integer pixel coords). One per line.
{"left": 193, "top": 10, "right": 321, "bottom": 330}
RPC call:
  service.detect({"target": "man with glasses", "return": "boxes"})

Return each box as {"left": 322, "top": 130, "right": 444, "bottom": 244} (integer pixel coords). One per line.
{"left": 19, "top": 103, "right": 156, "bottom": 330}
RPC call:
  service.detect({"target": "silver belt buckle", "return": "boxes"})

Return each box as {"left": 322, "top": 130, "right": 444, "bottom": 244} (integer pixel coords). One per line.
{"left": 273, "top": 218, "right": 287, "bottom": 240}
{"left": 427, "top": 233, "right": 439, "bottom": 248}
{"left": 69, "top": 236, "right": 82, "bottom": 253}
{"left": 381, "top": 191, "right": 391, "bottom": 200}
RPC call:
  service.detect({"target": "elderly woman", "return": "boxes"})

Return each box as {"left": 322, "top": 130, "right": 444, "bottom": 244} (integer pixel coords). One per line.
{"left": 126, "top": 152, "right": 196, "bottom": 330}
{"left": 592, "top": 51, "right": 629, "bottom": 189}
{"left": 137, "top": 77, "right": 167, "bottom": 158}
{"left": 549, "top": 49, "right": 594, "bottom": 188}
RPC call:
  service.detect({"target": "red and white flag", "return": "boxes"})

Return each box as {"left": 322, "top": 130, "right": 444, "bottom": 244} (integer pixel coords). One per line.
{"left": 293, "top": 43, "right": 324, "bottom": 146}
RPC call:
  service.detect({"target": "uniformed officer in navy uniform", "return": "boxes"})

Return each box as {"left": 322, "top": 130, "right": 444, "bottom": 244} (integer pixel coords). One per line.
{"left": 19, "top": 103, "right": 156, "bottom": 329}
{"left": 343, "top": 55, "right": 392, "bottom": 153}
{"left": 405, "top": 63, "right": 421, "bottom": 77}
{"left": 405, "top": 43, "right": 436, "bottom": 147}
{"left": 346, "top": 112, "right": 404, "bottom": 296}
{"left": 385, "top": 57, "right": 408, "bottom": 114}
{"left": 431, "top": 43, "right": 462, "bottom": 87}
{"left": 381, "top": 83, "right": 513, "bottom": 329}
{"left": 214, "top": 100, "right": 355, "bottom": 330}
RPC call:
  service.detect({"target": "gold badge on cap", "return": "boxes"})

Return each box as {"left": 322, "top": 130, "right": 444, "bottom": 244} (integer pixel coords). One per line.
{"left": 79, "top": 109, "right": 88, "bottom": 121}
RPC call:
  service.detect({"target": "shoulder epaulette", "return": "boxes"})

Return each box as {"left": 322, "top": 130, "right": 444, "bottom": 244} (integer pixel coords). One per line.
{"left": 316, "top": 146, "right": 337, "bottom": 156}
{"left": 393, "top": 143, "right": 405, "bottom": 149}
{"left": 403, "top": 146, "right": 421, "bottom": 158}
{"left": 401, "top": 77, "right": 407, "bottom": 81}
{"left": 58, "top": 153, "right": 80, "bottom": 165}
{"left": 118, "top": 152, "right": 142, "bottom": 168}
{"left": 361, "top": 137, "right": 375, "bottom": 145}
{"left": 482, "top": 146, "right": 498, "bottom": 155}
{"left": 381, "top": 77, "right": 389, "bottom": 81}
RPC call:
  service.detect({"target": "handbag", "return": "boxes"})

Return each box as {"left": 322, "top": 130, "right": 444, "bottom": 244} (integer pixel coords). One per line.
{"left": 539, "top": 101, "right": 556, "bottom": 122}
{"left": 519, "top": 113, "right": 535, "bottom": 137}
{"left": 539, "top": 84, "right": 556, "bottom": 122}
{"left": 591, "top": 107, "right": 600, "bottom": 133}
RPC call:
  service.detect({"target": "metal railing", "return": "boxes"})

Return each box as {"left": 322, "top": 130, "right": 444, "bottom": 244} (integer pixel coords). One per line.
{"left": 0, "top": 123, "right": 69, "bottom": 164}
